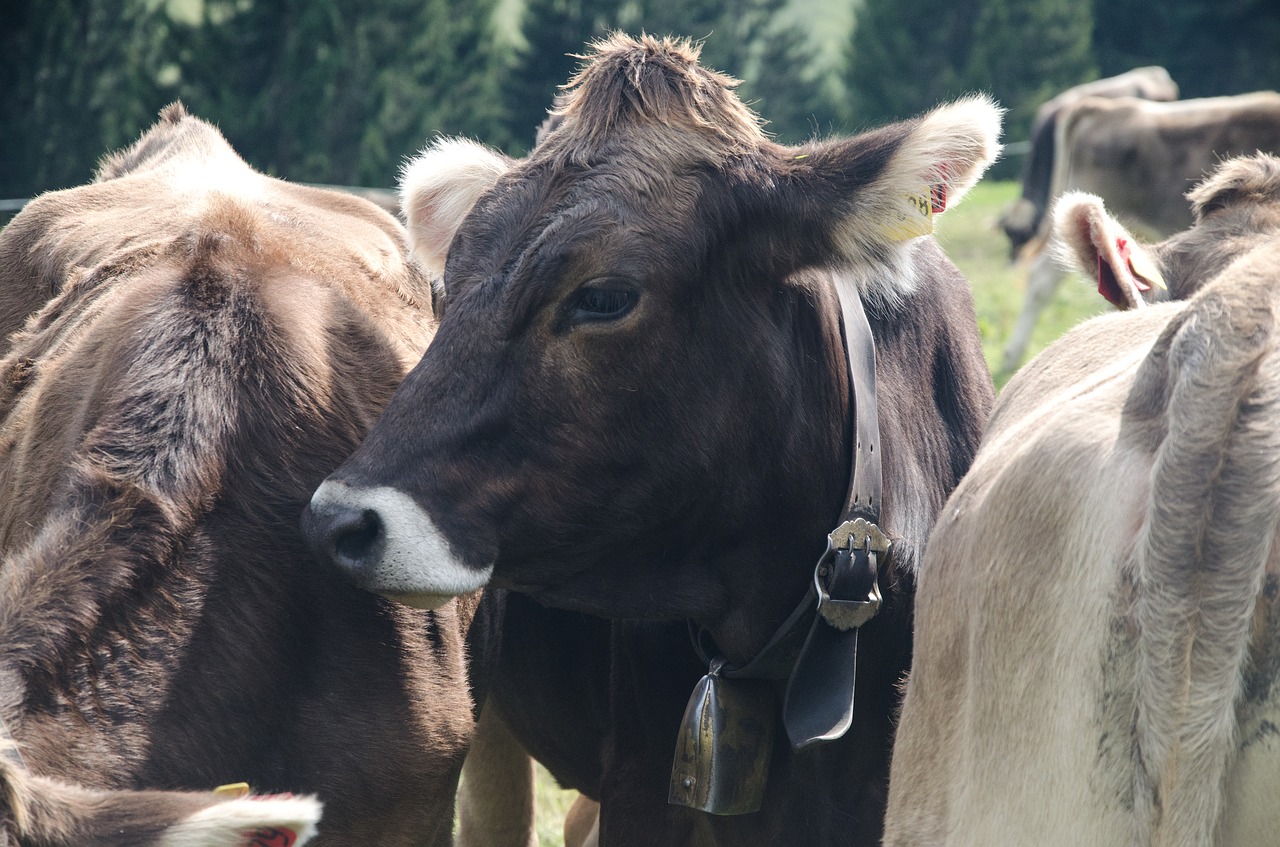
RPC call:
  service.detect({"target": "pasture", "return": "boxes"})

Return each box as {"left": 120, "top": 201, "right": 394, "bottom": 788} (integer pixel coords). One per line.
{"left": 940, "top": 177, "right": 1108, "bottom": 383}
{"left": 513, "top": 174, "right": 1108, "bottom": 846}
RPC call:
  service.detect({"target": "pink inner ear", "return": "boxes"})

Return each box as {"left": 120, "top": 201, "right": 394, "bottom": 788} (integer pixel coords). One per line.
{"left": 1097, "top": 253, "right": 1127, "bottom": 307}
{"left": 1115, "top": 236, "right": 1151, "bottom": 292}
{"left": 241, "top": 827, "right": 298, "bottom": 847}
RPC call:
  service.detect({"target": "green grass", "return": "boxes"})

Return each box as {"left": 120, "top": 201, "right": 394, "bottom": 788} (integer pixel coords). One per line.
{"left": 935, "top": 178, "right": 1108, "bottom": 386}
{"left": 533, "top": 764, "right": 578, "bottom": 847}
{"left": 520, "top": 180, "right": 1108, "bottom": 846}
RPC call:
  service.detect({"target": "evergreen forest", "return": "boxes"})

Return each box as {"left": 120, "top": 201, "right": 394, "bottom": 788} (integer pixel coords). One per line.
{"left": 3, "top": 0, "right": 1279, "bottom": 198}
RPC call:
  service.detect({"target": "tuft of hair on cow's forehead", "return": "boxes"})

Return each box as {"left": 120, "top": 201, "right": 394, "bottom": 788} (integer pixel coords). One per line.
{"left": 538, "top": 32, "right": 767, "bottom": 165}
{"left": 1187, "top": 153, "right": 1280, "bottom": 222}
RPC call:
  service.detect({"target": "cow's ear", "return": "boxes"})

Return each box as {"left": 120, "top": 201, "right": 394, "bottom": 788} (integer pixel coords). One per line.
{"left": 400, "top": 138, "right": 512, "bottom": 284}
{"left": 159, "top": 794, "right": 323, "bottom": 847}
{"left": 763, "top": 95, "right": 1002, "bottom": 308}
{"left": 1187, "top": 152, "right": 1280, "bottom": 222}
{"left": 1053, "top": 192, "right": 1165, "bottom": 310}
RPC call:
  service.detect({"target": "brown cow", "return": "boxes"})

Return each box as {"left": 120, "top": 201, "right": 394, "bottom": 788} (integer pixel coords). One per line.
{"left": 305, "top": 34, "right": 1000, "bottom": 846}
{"left": 999, "top": 90, "right": 1280, "bottom": 373}
{"left": 0, "top": 104, "right": 505, "bottom": 846}
{"left": 999, "top": 66, "right": 1179, "bottom": 258}
{"left": 884, "top": 154, "right": 1280, "bottom": 846}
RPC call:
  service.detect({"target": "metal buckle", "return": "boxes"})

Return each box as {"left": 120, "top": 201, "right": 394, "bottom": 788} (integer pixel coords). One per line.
{"left": 812, "top": 518, "right": 887, "bottom": 630}
{"left": 827, "top": 517, "right": 891, "bottom": 556}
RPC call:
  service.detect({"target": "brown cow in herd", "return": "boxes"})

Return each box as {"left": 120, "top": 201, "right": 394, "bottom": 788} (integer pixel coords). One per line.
{"left": 884, "top": 154, "right": 1280, "bottom": 845}
{"left": 305, "top": 34, "right": 1000, "bottom": 846}
{"left": 999, "top": 66, "right": 1179, "bottom": 258}
{"left": 0, "top": 104, "right": 512, "bottom": 846}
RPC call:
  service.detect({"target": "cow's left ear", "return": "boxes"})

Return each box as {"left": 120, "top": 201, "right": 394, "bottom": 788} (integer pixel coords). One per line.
{"left": 758, "top": 95, "right": 1002, "bottom": 307}
{"left": 1053, "top": 192, "right": 1166, "bottom": 310}
{"left": 400, "top": 138, "right": 513, "bottom": 291}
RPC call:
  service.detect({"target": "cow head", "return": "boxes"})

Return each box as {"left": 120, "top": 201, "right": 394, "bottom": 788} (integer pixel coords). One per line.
{"left": 1054, "top": 153, "right": 1280, "bottom": 309}
{"left": 303, "top": 34, "right": 1000, "bottom": 649}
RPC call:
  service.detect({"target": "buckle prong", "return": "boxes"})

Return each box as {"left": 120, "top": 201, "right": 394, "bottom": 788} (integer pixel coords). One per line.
{"left": 827, "top": 517, "right": 891, "bottom": 556}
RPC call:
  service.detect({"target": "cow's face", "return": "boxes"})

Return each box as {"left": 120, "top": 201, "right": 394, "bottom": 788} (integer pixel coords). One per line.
{"left": 1055, "top": 153, "right": 1280, "bottom": 309}
{"left": 303, "top": 35, "right": 1000, "bottom": 617}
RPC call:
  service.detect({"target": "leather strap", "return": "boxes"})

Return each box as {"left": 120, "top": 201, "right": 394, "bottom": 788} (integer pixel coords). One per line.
{"left": 684, "top": 276, "right": 888, "bottom": 743}
{"left": 839, "top": 282, "right": 883, "bottom": 522}
{"left": 671, "top": 274, "right": 888, "bottom": 812}
{"left": 782, "top": 280, "right": 886, "bottom": 749}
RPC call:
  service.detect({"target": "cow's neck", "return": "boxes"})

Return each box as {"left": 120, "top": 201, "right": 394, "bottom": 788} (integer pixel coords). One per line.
{"left": 696, "top": 275, "right": 878, "bottom": 668}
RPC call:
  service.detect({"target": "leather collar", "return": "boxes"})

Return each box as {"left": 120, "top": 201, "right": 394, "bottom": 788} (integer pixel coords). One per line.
{"left": 671, "top": 274, "right": 891, "bottom": 812}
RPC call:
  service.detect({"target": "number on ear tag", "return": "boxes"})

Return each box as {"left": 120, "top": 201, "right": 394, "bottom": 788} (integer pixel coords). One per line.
{"left": 879, "top": 189, "right": 934, "bottom": 241}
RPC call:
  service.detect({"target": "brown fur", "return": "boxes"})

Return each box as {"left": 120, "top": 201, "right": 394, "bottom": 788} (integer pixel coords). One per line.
{"left": 0, "top": 105, "right": 500, "bottom": 846}
{"left": 307, "top": 34, "right": 1001, "bottom": 846}
{"left": 544, "top": 34, "right": 764, "bottom": 162}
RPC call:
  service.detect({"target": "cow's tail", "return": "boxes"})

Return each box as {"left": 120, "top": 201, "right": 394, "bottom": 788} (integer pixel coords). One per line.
{"left": 1131, "top": 263, "right": 1280, "bottom": 846}
{"left": 0, "top": 743, "right": 322, "bottom": 847}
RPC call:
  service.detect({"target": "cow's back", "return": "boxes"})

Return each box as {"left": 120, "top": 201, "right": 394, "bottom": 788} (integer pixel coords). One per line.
{"left": 1055, "top": 92, "right": 1280, "bottom": 238}
{"left": 0, "top": 106, "right": 483, "bottom": 846}
{"left": 887, "top": 244, "right": 1280, "bottom": 845}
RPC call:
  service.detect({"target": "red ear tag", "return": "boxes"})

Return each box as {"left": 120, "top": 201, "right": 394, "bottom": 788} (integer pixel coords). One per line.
{"left": 242, "top": 827, "right": 298, "bottom": 847}
{"left": 929, "top": 163, "right": 948, "bottom": 214}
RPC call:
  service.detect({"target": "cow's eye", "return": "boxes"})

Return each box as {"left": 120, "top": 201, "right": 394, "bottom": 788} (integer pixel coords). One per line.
{"left": 570, "top": 283, "right": 637, "bottom": 322}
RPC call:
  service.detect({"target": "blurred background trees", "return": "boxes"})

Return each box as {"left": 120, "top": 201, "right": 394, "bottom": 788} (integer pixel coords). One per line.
{"left": 3, "top": 0, "right": 1280, "bottom": 198}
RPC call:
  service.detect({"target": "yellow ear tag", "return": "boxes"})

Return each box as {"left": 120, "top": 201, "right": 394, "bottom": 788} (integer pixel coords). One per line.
{"left": 214, "top": 782, "right": 251, "bottom": 799}
{"left": 878, "top": 188, "right": 934, "bottom": 241}
{"left": 1127, "top": 247, "right": 1167, "bottom": 290}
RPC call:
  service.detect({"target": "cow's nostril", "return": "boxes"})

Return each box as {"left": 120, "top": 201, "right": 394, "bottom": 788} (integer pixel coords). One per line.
{"left": 334, "top": 509, "right": 382, "bottom": 565}
{"left": 302, "top": 497, "right": 386, "bottom": 574}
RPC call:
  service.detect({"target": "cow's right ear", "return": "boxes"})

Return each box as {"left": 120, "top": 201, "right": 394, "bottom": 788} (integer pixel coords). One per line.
{"left": 400, "top": 138, "right": 512, "bottom": 288}
{"left": 1053, "top": 192, "right": 1166, "bottom": 310}
{"left": 754, "top": 95, "right": 1003, "bottom": 311}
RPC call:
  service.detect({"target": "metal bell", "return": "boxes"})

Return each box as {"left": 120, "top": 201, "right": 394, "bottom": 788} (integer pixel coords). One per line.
{"left": 668, "top": 661, "right": 775, "bottom": 815}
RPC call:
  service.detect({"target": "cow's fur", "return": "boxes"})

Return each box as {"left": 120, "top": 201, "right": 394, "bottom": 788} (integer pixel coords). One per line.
{"left": 306, "top": 34, "right": 999, "bottom": 846}
{"left": 999, "top": 90, "right": 1280, "bottom": 373}
{"left": 1055, "top": 153, "right": 1280, "bottom": 309}
{"left": 0, "top": 104, "right": 507, "bottom": 846}
{"left": 0, "top": 747, "right": 321, "bottom": 847}
{"left": 885, "top": 156, "right": 1280, "bottom": 846}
